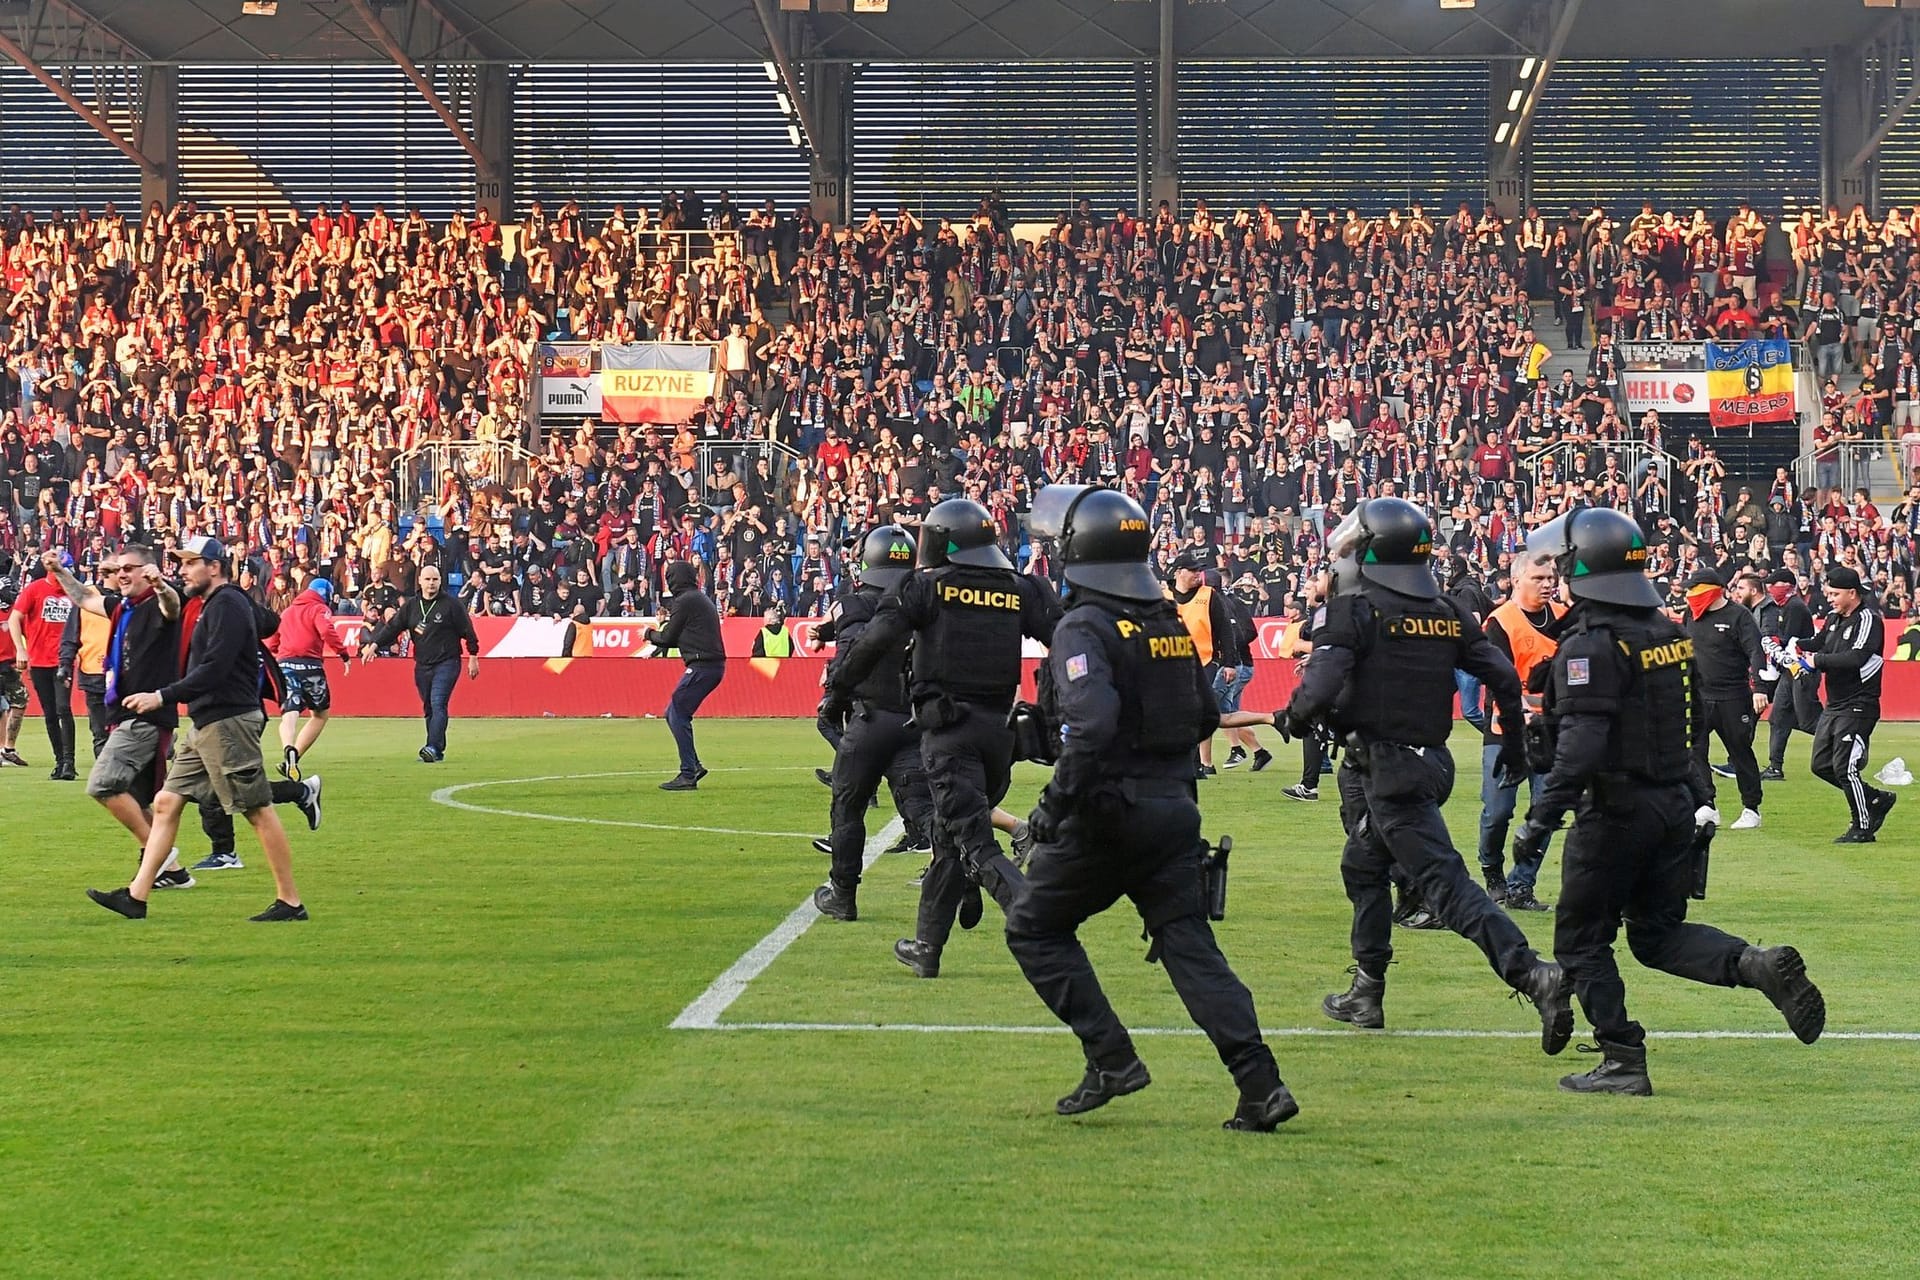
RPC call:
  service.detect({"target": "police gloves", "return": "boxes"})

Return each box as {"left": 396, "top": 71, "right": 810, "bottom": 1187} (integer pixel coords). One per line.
{"left": 1270, "top": 709, "right": 1314, "bottom": 742}
{"left": 1492, "top": 741, "right": 1529, "bottom": 790}
{"left": 817, "top": 691, "right": 852, "bottom": 731}
{"left": 1028, "top": 785, "right": 1072, "bottom": 845}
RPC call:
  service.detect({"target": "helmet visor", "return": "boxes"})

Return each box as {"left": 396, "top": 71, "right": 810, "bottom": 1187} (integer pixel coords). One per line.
{"left": 1029, "top": 484, "right": 1091, "bottom": 542}
{"left": 1328, "top": 509, "right": 1367, "bottom": 561}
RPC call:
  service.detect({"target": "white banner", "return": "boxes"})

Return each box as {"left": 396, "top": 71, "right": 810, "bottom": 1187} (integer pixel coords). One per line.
{"left": 539, "top": 374, "right": 602, "bottom": 418}
{"left": 1621, "top": 370, "right": 1711, "bottom": 415}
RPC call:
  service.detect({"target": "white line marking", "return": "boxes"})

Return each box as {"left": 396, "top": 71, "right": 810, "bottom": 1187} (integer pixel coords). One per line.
{"left": 430, "top": 769, "right": 829, "bottom": 839}
{"left": 696, "top": 1021, "right": 1919, "bottom": 1042}
{"left": 670, "top": 815, "right": 906, "bottom": 1030}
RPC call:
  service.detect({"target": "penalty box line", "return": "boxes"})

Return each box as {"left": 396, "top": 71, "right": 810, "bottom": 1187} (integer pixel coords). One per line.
{"left": 696, "top": 1022, "right": 1920, "bottom": 1042}
{"left": 671, "top": 816, "right": 906, "bottom": 1030}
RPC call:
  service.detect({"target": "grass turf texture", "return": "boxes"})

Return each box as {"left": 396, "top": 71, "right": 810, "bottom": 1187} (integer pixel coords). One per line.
{"left": 3, "top": 716, "right": 1916, "bottom": 1278}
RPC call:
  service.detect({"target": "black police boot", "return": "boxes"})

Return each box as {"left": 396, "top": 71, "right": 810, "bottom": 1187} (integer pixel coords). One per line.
{"left": 1737, "top": 945, "right": 1826, "bottom": 1044}
{"left": 814, "top": 767, "right": 832, "bottom": 787}
{"left": 1558, "top": 1038, "right": 1652, "bottom": 1096}
{"left": 1321, "top": 966, "right": 1385, "bottom": 1029}
{"left": 1505, "top": 885, "right": 1550, "bottom": 913}
{"left": 812, "top": 880, "right": 857, "bottom": 922}
{"left": 893, "top": 938, "right": 940, "bottom": 978}
{"left": 1223, "top": 1083, "right": 1300, "bottom": 1132}
{"left": 1483, "top": 865, "right": 1509, "bottom": 904}
{"left": 1056, "top": 1057, "right": 1150, "bottom": 1116}
{"left": 1519, "top": 961, "right": 1574, "bottom": 1055}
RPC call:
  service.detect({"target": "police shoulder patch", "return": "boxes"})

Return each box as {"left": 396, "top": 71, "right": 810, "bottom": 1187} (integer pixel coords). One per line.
{"left": 1566, "top": 657, "right": 1590, "bottom": 686}
{"left": 1065, "top": 654, "right": 1089, "bottom": 682}
{"left": 1312, "top": 606, "right": 1327, "bottom": 629}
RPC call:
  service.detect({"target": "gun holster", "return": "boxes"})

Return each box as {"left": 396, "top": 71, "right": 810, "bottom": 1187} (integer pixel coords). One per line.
{"left": 1689, "top": 823, "right": 1714, "bottom": 901}
{"left": 1142, "top": 834, "right": 1233, "bottom": 964}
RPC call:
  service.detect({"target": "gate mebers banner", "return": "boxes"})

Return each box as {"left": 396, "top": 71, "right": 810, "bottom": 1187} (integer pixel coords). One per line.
{"left": 1705, "top": 339, "right": 1796, "bottom": 429}
{"left": 537, "top": 343, "right": 601, "bottom": 420}
{"left": 600, "top": 343, "right": 717, "bottom": 424}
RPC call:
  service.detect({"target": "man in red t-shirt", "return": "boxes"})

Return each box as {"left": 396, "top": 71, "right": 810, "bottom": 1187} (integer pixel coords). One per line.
{"left": 8, "top": 558, "right": 77, "bottom": 779}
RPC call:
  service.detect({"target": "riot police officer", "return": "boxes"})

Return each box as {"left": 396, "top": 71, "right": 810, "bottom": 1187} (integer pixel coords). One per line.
{"left": 811, "top": 526, "right": 938, "bottom": 923}
{"left": 1515, "top": 508, "right": 1825, "bottom": 1095}
{"left": 825, "top": 498, "right": 1059, "bottom": 977}
{"left": 1279, "top": 498, "right": 1572, "bottom": 1050}
{"left": 1006, "top": 485, "right": 1297, "bottom": 1131}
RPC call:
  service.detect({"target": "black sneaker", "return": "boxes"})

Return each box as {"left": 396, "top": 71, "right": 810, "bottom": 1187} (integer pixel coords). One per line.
{"left": 87, "top": 886, "right": 147, "bottom": 919}
{"left": 1249, "top": 748, "right": 1274, "bottom": 772}
{"left": 659, "top": 774, "right": 698, "bottom": 791}
{"left": 887, "top": 831, "right": 932, "bottom": 855}
{"left": 1281, "top": 784, "right": 1319, "bottom": 802}
{"left": 957, "top": 885, "right": 984, "bottom": 930}
{"left": 1223, "top": 1084, "right": 1300, "bottom": 1132}
{"left": 1483, "top": 870, "right": 1509, "bottom": 904}
{"left": 418, "top": 746, "right": 437, "bottom": 763}
{"left": 893, "top": 938, "right": 940, "bottom": 978}
{"left": 1834, "top": 827, "right": 1875, "bottom": 844}
{"left": 250, "top": 899, "right": 310, "bottom": 922}
{"left": 811, "top": 836, "right": 833, "bottom": 855}
{"left": 1, "top": 747, "right": 27, "bottom": 767}
{"left": 1223, "top": 746, "right": 1247, "bottom": 769}
{"left": 1867, "top": 790, "right": 1897, "bottom": 835}
{"left": 1758, "top": 766, "right": 1786, "bottom": 782}
{"left": 908, "top": 860, "right": 931, "bottom": 886}
{"left": 815, "top": 767, "right": 833, "bottom": 787}
{"left": 1396, "top": 907, "right": 1444, "bottom": 930}
{"left": 297, "top": 775, "right": 323, "bottom": 832}
{"left": 1505, "top": 887, "right": 1550, "bottom": 912}
{"left": 812, "top": 881, "right": 857, "bottom": 922}
{"left": 1057, "top": 1058, "right": 1151, "bottom": 1115}
{"left": 692, "top": 766, "right": 710, "bottom": 783}
{"left": 1519, "top": 961, "right": 1575, "bottom": 1055}
{"left": 1737, "top": 945, "right": 1825, "bottom": 1044}
{"left": 1196, "top": 764, "right": 1217, "bottom": 780}
{"left": 280, "top": 746, "right": 302, "bottom": 782}
{"left": 153, "top": 867, "right": 196, "bottom": 890}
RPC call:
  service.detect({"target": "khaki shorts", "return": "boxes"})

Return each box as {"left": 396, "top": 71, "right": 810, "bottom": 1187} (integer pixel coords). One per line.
{"left": 163, "top": 710, "right": 272, "bottom": 814}
{"left": 86, "top": 718, "right": 167, "bottom": 800}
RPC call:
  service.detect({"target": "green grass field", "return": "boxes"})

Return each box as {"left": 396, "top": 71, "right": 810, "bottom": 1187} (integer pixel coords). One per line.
{"left": 4, "top": 716, "right": 1916, "bottom": 1278}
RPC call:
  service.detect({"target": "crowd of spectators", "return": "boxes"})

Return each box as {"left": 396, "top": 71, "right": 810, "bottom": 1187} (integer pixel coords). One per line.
{"left": 3, "top": 187, "right": 1919, "bottom": 629}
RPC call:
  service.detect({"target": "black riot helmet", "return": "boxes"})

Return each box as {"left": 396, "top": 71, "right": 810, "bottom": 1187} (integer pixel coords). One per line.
{"left": 1526, "top": 507, "right": 1660, "bottom": 607}
{"left": 1031, "top": 483, "right": 1160, "bottom": 601}
{"left": 857, "top": 524, "right": 918, "bottom": 590}
{"left": 919, "top": 498, "right": 1011, "bottom": 570}
{"left": 1327, "top": 497, "right": 1438, "bottom": 599}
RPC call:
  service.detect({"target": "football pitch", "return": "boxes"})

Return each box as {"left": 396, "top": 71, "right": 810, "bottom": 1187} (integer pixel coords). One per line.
{"left": 4, "top": 716, "right": 1916, "bottom": 1278}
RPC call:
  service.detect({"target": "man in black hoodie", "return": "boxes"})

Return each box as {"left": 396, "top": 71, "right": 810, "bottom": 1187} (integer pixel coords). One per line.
{"left": 647, "top": 558, "right": 725, "bottom": 790}
{"left": 88, "top": 537, "right": 307, "bottom": 922}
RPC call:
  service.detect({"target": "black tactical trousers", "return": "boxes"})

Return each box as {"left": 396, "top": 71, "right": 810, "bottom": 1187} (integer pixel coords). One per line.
{"left": 1766, "top": 675, "right": 1822, "bottom": 771}
{"left": 914, "top": 707, "right": 1023, "bottom": 951}
{"left": 1554, "top": 781, "right": 1747, "bottom": 1047}
{"left": 1338, "top": 744, "right": 1541, "bottom": 986}
{"left": 827, "top": 707, "right": 934, "bottom": 889}
{"left": 1698, "top": 697, "right": 1763, "bottom": 813}
{"left": 1004, "top": 783, "right": 1280, "bottom": 1094}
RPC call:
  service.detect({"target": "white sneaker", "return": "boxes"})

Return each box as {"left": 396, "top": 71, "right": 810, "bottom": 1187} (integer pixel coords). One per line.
{"left": 161, "top": 847, "right": 183, "bottom": 872}
{"left": 1730, "top": 808, "right": 1763, "bottom": 830}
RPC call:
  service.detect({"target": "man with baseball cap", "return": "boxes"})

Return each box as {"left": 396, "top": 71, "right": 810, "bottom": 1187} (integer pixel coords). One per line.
{"left": 1783, "top": 565, "right": 1896, "bottom": 842}
{"left": 88, "top": 536, "right": 308, "bottom": 921}
{"left": 1752, "top": 567, "right": 1821, "bottom": 779}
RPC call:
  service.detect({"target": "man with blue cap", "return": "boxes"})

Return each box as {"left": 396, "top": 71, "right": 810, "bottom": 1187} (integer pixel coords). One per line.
{"left": 270, "top": 575, "right": 353, "bottom": 780}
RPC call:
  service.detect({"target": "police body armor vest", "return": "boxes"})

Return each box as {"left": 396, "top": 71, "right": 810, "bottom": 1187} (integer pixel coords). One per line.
{"left": 837, "top": 587, "right": 910, "bottom": 713}
{"left": 1345, "top": 587, "right": 1473, "bottom": 747}
{"left": 1101, "top": 599, "right": 1206, "bottom": 763}
{"left": 912, "top": 566, "right": 1026, "bottom": 704}
{"left": 1589, "top": 612, "right": 1694, "bottom": 783}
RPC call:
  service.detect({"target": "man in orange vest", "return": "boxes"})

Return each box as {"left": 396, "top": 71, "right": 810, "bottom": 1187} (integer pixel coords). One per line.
{"left": 1478, "top": 550, "right": 1565, "bottom": 912}
{"left": 1169, "top": 554, "right": 1233, "bottom": 779}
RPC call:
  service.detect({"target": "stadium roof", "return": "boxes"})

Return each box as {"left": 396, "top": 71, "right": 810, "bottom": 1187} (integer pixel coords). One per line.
{"left": 3, "top": 0, "right": 1901, "bottom": 67}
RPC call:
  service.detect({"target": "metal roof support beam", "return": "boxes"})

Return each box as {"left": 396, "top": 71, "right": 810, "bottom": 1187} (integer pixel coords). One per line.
{"left": 1149, "top": 0, "right": 1179, "bottom": 214}
{"left": 0, "top": 26, "right": 157, "bottom": 177}
{"left": 135, "top": 64, "right": 178, "bottom": 211}
{"left": 1506, "top": 0, "right": 1582, "bottom": 157}
{"left": 805, "top": 60, "right": 850, "bottom": 226}
{"left": 345, "top": 0, "right": 489, "bottom": 172}
{"left": 751, "top": 0, "right": 817, "bottom": 146}
{"left": 1848, "top": 16, "right": 1920, "bottom": 177}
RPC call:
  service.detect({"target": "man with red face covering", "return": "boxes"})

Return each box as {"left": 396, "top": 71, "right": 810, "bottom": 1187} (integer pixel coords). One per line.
{"left": 1747, "top": 568, "right": 1822, "bottom": 779}
{"left": 1683, "top": 568, "right": 1769, "bottom": 830}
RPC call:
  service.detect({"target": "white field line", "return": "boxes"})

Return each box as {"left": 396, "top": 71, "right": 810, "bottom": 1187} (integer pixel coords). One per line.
{"left": 697, "top": 1021, "right": 1920, "bottom": 1042}
{"left": 670, "top": 815, "right": 906, "bottom": 1030}
{"left": 429, "top": 768, "right": 828, "bottom": 839}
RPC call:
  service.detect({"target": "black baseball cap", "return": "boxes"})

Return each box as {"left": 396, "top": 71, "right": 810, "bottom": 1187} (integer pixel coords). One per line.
{"left": 1825, "top": 565, "right": 1864, "bottom": 591}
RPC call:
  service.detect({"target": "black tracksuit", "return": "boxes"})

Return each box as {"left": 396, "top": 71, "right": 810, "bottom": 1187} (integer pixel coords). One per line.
{"left": 1809, "top": 603, "right": 1889, "bottom": 833}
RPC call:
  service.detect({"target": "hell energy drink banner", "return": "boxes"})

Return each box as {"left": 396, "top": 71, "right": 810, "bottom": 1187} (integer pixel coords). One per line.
{"left": 1705, "top": 339, "right": 1795, "bottom": 429}
{"left": 600, "top": 343, "right": 717, "bottom": 424}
